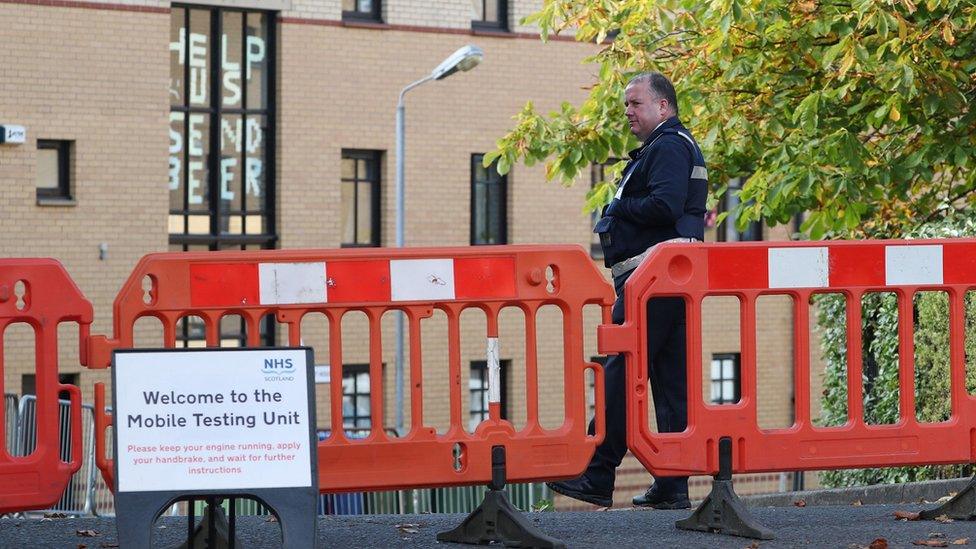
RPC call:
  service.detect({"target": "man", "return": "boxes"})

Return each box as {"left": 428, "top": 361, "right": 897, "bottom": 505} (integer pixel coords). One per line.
{"left": 547, "top": 71, "right": 707, "bottom": 509}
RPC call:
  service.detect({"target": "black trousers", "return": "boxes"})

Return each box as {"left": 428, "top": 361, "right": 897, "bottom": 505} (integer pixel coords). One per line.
{"left": 584, "top": 270, "right": 689, "bottom": 495}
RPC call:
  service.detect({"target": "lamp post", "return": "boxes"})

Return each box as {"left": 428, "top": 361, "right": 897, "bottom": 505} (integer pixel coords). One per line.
{"left": 394, "top": 44, "right": 484, "bottom": 433}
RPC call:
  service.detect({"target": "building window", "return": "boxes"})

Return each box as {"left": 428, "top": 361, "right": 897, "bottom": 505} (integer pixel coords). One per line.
{"left": 168, "top": 6, "right": 276, "bottom": 252}
{"left": 341, "top": 150, "right": 382, "bottom": 247}
{"left": 342, "top": 364, "right": 371, "bottom": 429}
{"left": 469, "top": 360, "right": 508, "bottom": 431}
{"left": 471, "top": 0, "right": 507, "bottom": 31}
{"left": 589, "top": 161, "right": 620, "bottom": 259}
{"left": 36, "top": 140, "right": 72, "bottom": 202}
{"left": 717, "top": 177, "right": 762, "bottom": 242}
{"left": 471, "top": 154, "right": 508, "bottom": 245}
{"left": 342, "top": 0, "right": 381, "bottom": 22}
{"left": 710, "top": 353, "right": 740, "bottom": 404}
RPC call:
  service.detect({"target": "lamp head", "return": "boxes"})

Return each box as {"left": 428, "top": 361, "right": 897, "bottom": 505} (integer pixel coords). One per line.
{"left": 431, "top": 44, "right": 484, "bottom": 81}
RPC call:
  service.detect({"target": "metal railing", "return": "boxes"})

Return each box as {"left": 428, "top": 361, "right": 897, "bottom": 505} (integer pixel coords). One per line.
{"left": 13, "top": 395, "right": 97, "bottom": 517}
{"left": 3, "top": 394, "right": 17, "bottom": 455}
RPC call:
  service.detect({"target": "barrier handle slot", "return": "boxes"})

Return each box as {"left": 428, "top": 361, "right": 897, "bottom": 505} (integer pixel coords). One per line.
{"left": 60, "top": 383, "right": 84, "bottom": 473}
{"left": 490, "top": 445, "right": 506, "bottom": 491}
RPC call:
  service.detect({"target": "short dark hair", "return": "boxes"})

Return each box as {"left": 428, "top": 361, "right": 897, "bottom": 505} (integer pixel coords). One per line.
{"left": 628, "top": 72, "right": 679, "bottom": 116}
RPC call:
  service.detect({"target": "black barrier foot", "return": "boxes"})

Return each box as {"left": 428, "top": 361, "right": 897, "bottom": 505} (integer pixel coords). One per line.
{"left": 675, "top": 437, "right": 774, "bottom": 540}
{"left": 436, "top": 446, "right": 566, "bottom": 548}
{"left": 178, "top": 500, "right": 243, "bottom": 549}
{"left": 919, "top": 474, "right": 976, "bottom": 521}
{"left": 436, "top": 489, "right": 565, "bottom": 548}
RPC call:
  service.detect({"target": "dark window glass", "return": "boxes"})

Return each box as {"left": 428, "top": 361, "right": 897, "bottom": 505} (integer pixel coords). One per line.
{"left": 710, "top": 353, "right": 741, "bottom": 404}
{"left": 341, "top": 150, "right": 382, "bottom": 247}
{"left": 471, "top": 0, "right": 507, "bottom": 30}
{"left": 169, "top": 5, "right": 276, "bottom": 253}
{"left": 342, "top": 364, "right": 371, "bottom": 429}
{"left": 343, "top": 0, "right": 381, "bottom": 22}
{"left": 717, "top": 177, "right": 762, "bottom": 242}
{"left": 589, "top": 160, "right": 621, "bottom": 259}
{"left": 21, "top": 373, "right": 77, "bottom": 399}
{"left": 470, "top": 154, "right": 508, "bottom": 245}
{"left": 36, "top": 140, "right": 71, "bottom": 201}
{"left": 469, "top": 360, "right": 508, "bottom": 431}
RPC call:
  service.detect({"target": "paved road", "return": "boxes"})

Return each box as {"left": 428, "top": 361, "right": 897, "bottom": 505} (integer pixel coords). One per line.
{"left": 2, "top": 502, "right": 973, "bottom": 548}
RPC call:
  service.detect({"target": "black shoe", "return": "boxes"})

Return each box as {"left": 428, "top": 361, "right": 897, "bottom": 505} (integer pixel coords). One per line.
{"left": 632, "top": 484, "right": 691, "bottom": 509}
{"left": 546, "top": 477, "right": 613, "bottom": 508}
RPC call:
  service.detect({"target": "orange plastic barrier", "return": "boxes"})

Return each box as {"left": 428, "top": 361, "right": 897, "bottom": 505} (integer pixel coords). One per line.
{"left": 599, "top": 239, "right": 976, "bottom": 477}
{"left": 87, "top": 245, "right": 613, "bottom": 492}
{"left": 0, "top": 259, "right": 91, "bottom": 513}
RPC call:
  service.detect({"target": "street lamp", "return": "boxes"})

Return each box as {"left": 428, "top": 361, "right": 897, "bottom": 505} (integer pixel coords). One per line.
{"left": 394, "top": 44, "right": 484, "bottom": 433}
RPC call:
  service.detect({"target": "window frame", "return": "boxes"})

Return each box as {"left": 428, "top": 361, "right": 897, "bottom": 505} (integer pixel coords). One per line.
{"left": 342, "top": 0, "right": 382, "bottom": 23}
{"left": 717, "top": 177, "right": 763, "bottom": 242}
{"left": 340, "top": 149, "right": 382, "bottom": 248}
{"left": 168, "top": 5, "right": 278, "bottom": 252}
{"left": 470, "top": 154, "right": 508, "bottom": 246}
{"left": 36, "top": 139, "right": 72, "bottom": 202}
{"left": 471, "top": 0, "right": 508, "bottom": 31}
{"left": 710, "top": 352, "right": 741, "bottom": 405}
{"left": 341, "top": 363, "right": 372, "bottom": 429}
{"left": 468, "top": 359, "right": 509, "bottom": 430}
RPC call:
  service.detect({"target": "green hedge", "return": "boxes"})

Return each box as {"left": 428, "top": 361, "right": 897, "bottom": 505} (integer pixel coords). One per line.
{"left": 819, "top": 217, "right": 976, "bottom": 487}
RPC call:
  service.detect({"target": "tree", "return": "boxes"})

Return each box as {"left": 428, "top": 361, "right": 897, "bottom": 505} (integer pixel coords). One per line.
{"left": 487, "top": 0, "right": 976, "bottom": 238}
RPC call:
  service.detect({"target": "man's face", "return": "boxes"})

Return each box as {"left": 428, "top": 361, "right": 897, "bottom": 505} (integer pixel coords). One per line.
{"left": 624, "top": 82, "right": 670, "bottom": 142}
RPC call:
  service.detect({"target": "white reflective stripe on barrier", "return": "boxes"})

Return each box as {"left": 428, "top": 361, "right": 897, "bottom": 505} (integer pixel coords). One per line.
{"left": 885, "top": 245, "right": 944, "bottom": 285}
{"left": 487, "top": 338, "right": 500, "bottom": 404}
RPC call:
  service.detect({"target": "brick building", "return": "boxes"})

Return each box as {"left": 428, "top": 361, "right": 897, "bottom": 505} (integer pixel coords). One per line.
{"left": 0, "top": 0, "right": 824, "bottom": 508}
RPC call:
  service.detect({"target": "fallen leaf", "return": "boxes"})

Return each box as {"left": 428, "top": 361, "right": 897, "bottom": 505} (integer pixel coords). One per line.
{"left": 744, "top": 542, "right": 761, "bottom": 549}
{"left": 935, "top": 495, "right": 953, "bottom": 504}
{"left": 794, "top": 499, "right": 807, "bottom": 507}
{"left": 396, "top": 523, "right": 420, "bottom": 534}
{"left": 852, "top": 499, "right": 863, "bottom": 506}
{"left": 76, "top": 530, "right": 99, "bottom": 537}
{"left": 952, "top": 539, "right": 969, "bottom": 545}
{"left": 895, "top": 510, "right": 921, "bottom": 521}
{"left": 870, "top": 538, "right": 889, "bottom": 549}
{"left": 265, "top": 516, "right": 278, "bottom": 523}
{"left": 913, "top": 540, "right": 948, "bottom": 547}
{"left": 78, "top": 545, "right": 87, "bottom": 549}
{"left": 935, "top": 515, "right": 955, "bottom": 524}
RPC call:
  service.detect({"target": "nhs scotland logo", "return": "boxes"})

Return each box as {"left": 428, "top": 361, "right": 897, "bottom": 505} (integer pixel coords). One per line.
{"left": 262, "top": 356, "right": 295, "bottom": 381}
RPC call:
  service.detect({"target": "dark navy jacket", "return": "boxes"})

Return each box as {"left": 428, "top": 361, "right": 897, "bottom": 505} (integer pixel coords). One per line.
{"left": 594, "top": 116, "right": 707, "bottom": 268}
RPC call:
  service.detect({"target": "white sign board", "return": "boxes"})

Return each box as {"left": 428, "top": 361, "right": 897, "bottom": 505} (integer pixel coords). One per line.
{"left": 113, "top": 348, "right": 314, "bottom": 493}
